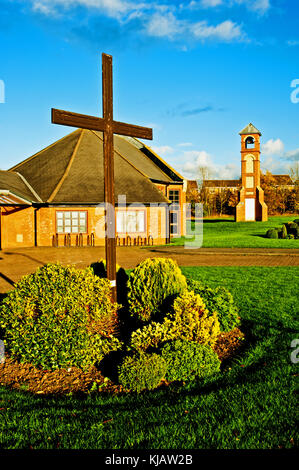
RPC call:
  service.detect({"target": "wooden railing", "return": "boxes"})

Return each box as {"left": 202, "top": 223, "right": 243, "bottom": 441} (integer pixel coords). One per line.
{"left": 52, "top": 233, "right": 154, "bottom": 247}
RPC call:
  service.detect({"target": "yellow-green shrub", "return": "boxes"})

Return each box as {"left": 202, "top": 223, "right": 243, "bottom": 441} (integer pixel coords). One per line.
{"left": 0, "top": 263, "right": 121, "bottom": 370}
{"left": 129, "top": 319, "right": 176, "bottom": 352}
{"left": 127, "top": 258, "right": 187, "bottom": 323}
{"left": 161, "top": 340, "right": 221, "bottom": 382}
{"left": 118, "top": 352, "right": 167, "bottom": 392}
{"left": 168, "top": 290, "right": 220, "bottom": 347}
{"left": 187, "top": 279, "right": 240, "bottom": 332}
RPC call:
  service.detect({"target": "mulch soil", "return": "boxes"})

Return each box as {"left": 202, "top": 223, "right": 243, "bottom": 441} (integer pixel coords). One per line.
{"left": 0, "top": 328, "right": 245, "bottom": 395}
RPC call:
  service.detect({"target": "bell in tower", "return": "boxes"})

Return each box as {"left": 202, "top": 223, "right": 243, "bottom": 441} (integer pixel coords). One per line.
{"left": 235, "top": 123, "right": 268, "bottom": 222}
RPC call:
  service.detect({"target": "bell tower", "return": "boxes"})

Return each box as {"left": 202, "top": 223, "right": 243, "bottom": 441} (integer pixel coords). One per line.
{"left": 235, "top": 123, "right": 268, "bottom": 222}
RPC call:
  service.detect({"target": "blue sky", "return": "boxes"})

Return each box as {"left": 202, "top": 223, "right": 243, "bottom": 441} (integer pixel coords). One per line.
{"left": 0, "top": 0, "right": 298, "bottom": 180}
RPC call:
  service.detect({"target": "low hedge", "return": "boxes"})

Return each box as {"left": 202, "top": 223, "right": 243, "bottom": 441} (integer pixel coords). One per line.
{"left": 0, "top": 263, "right": 121, "bottom": 370}
{"left": 118, "top": 352, "right": 167, "bottom": 392}
{"left": 161, "top": 340, "right": 221, "bottom": 382}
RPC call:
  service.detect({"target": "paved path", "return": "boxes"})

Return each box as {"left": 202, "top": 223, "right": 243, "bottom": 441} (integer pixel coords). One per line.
{"left": 0, "top": 246, "right": 298, "bottom": 293}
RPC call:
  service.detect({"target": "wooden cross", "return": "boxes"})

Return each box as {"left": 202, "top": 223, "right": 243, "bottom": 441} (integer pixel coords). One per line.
{"left": 51, "top": 53, "right": 153, "bottom": 302}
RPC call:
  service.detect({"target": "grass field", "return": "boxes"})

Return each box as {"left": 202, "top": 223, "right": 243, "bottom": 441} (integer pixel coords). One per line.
{"left": 170, "top": 216, "right": 299, "bottom": 248}
{"left": 0, "top": 266, "right": 298, "bottom": 449}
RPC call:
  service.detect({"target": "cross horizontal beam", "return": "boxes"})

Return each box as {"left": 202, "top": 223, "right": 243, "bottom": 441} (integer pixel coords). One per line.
{"left": 51, "top": 108, "right": 153, "bottom": 140}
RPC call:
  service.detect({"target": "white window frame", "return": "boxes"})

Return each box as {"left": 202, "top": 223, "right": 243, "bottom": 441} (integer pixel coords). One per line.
{"left": 116, "top": 210, "right": 145, "bottom": 234}
{"left": 56, "top": 211, "right": 87, "bottom": 234}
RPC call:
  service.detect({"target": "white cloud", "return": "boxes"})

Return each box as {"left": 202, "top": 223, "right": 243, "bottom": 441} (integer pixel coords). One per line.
{"left": 232, "top": 0, "right": 270, "bottom": 13}
{"left": 30, "top": 0, "right": 246, "bottom": 44}
{"left": 261, "top": 156, "right": 293, "bottom": 175}
{"left": 251, "top": 0, "right": 270, "bottom": 13}
{"left": 200, "top": 0, "right": 223, "bottom": 7}
{"left": 31, "top": 0, "right": 143, "bottom": 19}
{"left": 187, "top": 0, "right": 270, "bottom": 13}
{"left": 261, "top": 138, "right": 284, "bottom": 155}
{"left": 177, "top": 142, "right": 193, "bottom": 147}
{"left": 151, "top": 145, "right": 174, "bottom": 156}
{"left": 191, "top": 20, "right": 243, "bottom": 41}
{"left": 283, "top": 148, "right": 299, "bottom": 161}
{"left": 146, "top": 12, "right": 184, "bottom": 39}
{"left": 180, "top": 149, "right": 239, "bottom": 179}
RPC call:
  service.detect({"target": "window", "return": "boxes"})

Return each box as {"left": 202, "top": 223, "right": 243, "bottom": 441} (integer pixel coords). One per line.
{"left": 245, "top": 136, "right": 255, "bottom": 149}
{"left": 169, "top": 190, "right": 180, "bottom": 204}
{"left": 56, "top": 211, "right": 87, "bottom": 234}
{"left": 169, "top": 210, "right": 180, "bottom": 236}
{"left": 245, "top": 155, "right": 254, "bottom": 173}
{"left": 116, "top": 210, "right": 145, "bottom": 233}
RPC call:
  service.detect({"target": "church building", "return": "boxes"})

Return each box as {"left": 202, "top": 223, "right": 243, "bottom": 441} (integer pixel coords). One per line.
{"left": 0, "top": 129, "right": 186, "bottom": 249}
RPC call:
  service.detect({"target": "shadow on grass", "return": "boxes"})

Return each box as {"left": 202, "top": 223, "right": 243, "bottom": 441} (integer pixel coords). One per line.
{"left": 203, "top": 219, "right": 235, "bottom": 224}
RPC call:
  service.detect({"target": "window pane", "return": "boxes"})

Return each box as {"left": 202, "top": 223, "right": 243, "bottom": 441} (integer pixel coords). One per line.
{"left": 126, "top": 212, "right": 137, "bottom": 232}
{"left": 137, "top": 211, "right": 145, "bottom": 232}
{"left": 116, "top": 210, "right": 145, "bottom": 233}
{"left": 116, "top": 212, "right": 125, "bottom": 232}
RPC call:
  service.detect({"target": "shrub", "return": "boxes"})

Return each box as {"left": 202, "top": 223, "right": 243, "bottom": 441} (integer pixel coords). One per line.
{"left": 129, "top": 319, "right": 176, "bottom": 352}
{"left": 118, "top": 352, "right": 167, "bottom": 392}
{"left": 127, "top": 258, "right": 187, "bottom": 323}
{"left": 161, "top": 340, "right": 221, "bottom": 382}
{"left": 0, "top": 263, "right": 121, "bottom": 370}
{"left": 266, "top": 228, "right": 278, "bottom": 239}
{"left": 168, "top": 290, "right": 220, "bottom": 347}
{"left": 293, "top": 219, "right": 299, "bottom": 225}
{"left": 187, "top": 279, "right": 239, "bottom": 332}
{"left": 281, "top": 224, "right": 288, "bottom": 239}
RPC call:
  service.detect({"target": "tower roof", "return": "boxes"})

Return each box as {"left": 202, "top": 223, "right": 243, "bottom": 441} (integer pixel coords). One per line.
{"left": 239, "top": 123, "right": 262, "bottom": 136}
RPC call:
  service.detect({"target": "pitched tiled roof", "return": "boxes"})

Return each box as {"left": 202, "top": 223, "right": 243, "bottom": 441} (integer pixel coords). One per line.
{"left": 8, "top": 129, "right": 171, "bottom": 204}
{"left": 0, "top": 171, "right": 41, "bottom": 203}
{"left": 239, "top": 123, "right": 262, "bottom": 136}
{"left": 203, "top": 179, "right": 241, "bottom": 188}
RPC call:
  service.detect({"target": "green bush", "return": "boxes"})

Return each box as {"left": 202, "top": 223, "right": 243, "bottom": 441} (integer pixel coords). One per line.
{"left": 0, "top": 263, "right": 121, "bottom": 370}
{"left": 187, "top": 279, "right": 239, "bottom": 332}
{"left": 127, "top": 258, "right": 187, "bottom": 323}
{"left": 118, "top": 352, "right": 167, "bottom": 392}
{"left": 161, "top": 340, "right": 221, "bottom": 382}
{"left": 293, "top": 219, "right": 299, "bottom": 225}
{"left": 129, "top": 319, "right": 176, "bottom": 352}
{"left": 266, "top": 228, "right": 278, "bottom": 239}
{"left": 168, "top": 290, "right": 220, "bottom": 347}
{"left": 281, "top": 224, "right": 288, "bottom": 239}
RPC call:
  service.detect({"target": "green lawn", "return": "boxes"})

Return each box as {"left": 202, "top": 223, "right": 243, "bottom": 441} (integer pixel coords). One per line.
{"left": 170, "top": 216, "right": 299, "bottom": 248}
{"left": 0, "top": 266, "right": 298, "bottom": 449}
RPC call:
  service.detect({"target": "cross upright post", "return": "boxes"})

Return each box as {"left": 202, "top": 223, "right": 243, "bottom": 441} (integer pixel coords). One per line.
{"left": 51, "top": 53, "right": 153, "bottom": 302}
